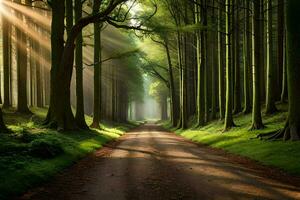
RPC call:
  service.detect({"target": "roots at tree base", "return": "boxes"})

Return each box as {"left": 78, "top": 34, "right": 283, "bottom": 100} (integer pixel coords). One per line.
{"left": 43, "top": 107, "right": 79, "bottom": 131}
{"left": 257, "top": 120, "right": 300, "bottom": 141}
{"left": 250, "top": 122, "right": 265, "bottom": 131}
{"left": 90, "top": 120, "right": 101, "bottom": 129}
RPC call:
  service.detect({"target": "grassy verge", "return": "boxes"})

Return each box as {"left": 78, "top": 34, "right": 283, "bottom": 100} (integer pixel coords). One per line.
{"left": 0, "top": 107, "right": 136, "bottom": 200}
{"left": 162, "top": 103, "right": 300, "bottom": 176}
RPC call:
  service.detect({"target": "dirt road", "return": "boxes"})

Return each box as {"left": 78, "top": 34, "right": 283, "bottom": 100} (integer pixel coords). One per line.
{"left": 20, "top": 124, "right": 300, "bottom": 200}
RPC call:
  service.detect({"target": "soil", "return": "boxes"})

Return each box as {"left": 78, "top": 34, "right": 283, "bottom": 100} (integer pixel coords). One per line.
{"left": 18, "top": 123, "right": 300, "bottom": 200}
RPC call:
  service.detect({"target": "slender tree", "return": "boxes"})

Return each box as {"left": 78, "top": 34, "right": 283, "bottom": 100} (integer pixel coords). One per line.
{"left": 233, "top": 0, "right": 242, "bottom": 114}
{"left": 2, "top": 5, "right": 11, "bottom": 109}
{"left": 224, "top": 0, "right": 235, "bottom": 130}
{"left": 265, "top": 0, "right": 277, "bottom": 114}
{"left": 243, "top": 0, "right": 251, "bottom": 114}
{"left": 75, "top": 0, "right": 89, "bottom": 129}
{"left": 251, "top": 0, "right": 264, "bottom": 130}
{"left": 90, "top": 0, "right": 102, "bottom": 129}
{"left": 218, "top": 0, "right": 225, "bottom": 119}
{"left": 16, "top": 0, "right": 31, "bottom": 114}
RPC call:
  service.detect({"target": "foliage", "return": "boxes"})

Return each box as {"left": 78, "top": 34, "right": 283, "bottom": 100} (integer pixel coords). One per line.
{"left": 149, "top": 81, "right": 168, "bottom": 102}
{"left": 29, "top": 137, "right": 64, "bottom": 158}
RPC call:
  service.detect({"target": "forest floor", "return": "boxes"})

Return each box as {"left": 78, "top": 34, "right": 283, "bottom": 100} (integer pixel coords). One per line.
{"left": 18, "top": 123, "right": 300, "bottom": 200}
{"left": 164, "top": 103, "right": 300, "bottom": 176}
{"left": 0, "top": 108, "right": 135, "bottom": 200}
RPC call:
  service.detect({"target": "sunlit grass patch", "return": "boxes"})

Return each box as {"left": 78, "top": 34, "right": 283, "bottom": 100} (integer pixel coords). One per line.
{"left": 162, "top": 103, "right": 300, "bottom": 176}
{"left": 0, "top": 107, "right": 135, "bottom": 200}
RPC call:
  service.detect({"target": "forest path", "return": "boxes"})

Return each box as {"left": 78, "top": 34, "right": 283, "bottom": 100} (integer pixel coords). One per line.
{"left": 19, "top": 123, "right": 300, "bottom": 200}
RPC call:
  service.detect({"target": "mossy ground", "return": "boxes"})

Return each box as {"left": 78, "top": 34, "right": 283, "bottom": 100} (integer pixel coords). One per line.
{"left": 0, "top": 107, "right": 136, "bottom": 200}
{"left": 163, "top": 103, "right": 300, "bottom": 176}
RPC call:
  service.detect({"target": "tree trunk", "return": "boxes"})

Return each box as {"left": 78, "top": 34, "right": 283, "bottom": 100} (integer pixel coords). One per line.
{"left": 0, "top": 108, "right": 9, "bottom": 133}
{"left": 165, "top": 39, "right": 179, "bottom": 126}
{"left": 35, "top": 34, "right": 43, "bottom": 107}
{"left": 2, "top": 9, "right": 10, "bottom": 109}
{"left": 196, "top": 0, "right": 205, "bottom": 126}
{"left": 277, "top": 0, "right": 285, "bottom": 101}
{"left": 218, "top": 0, "right": 226, "bottom": 119}
{"left": 284, "top": 0, "right": 300, "bottom": 140}
{"left": 251, "top": 0, "right": 264, "bottom": 130}
{"left": 233, "top": 0, "right": 242, "bottom": 114}
{"left": 16, "top": 0, "right": 31, "bottom": 114}
{"left": 211, "top": 1, "right": 218, "bottom": 120}
{"left": 243, "top": 0, "right": 251, "bottom": 114}
{"left": 224, "top": 0, "right": 235, "bottom": 131}
{"left": 161, "top": 97, "right": 168, "bottom": 121}
{"left": 90, "top": 0, "right": 102, "bottom": 129}
{"left": 265, "top": 0, "right": 277, "bottom": 114}
{"left": 44, "top": 0, "right": 77, "bottom": 131}
{"left": 74, "top": 0, "right": 89, "bottom": 129}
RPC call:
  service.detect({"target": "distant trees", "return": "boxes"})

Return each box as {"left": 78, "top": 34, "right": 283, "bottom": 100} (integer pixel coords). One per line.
{"left": 145, "top": 0, "right": 298, "bottom": 140}
{"left": 0, "top": 0, "right": 299, "bottom": 142}
{"left": 149, "top": 81, "right": 169, "bottom": 120}
{"left": 0, "top": 0, "right": 147, "bottom": 131}
{"left": 43, "top": 0, "right": 155, "bottom": 130}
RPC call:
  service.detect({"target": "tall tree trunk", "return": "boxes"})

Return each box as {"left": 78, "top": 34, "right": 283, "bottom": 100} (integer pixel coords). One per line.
{"left": 165, "top": 39, "right": 179, "bottom": 126}
{"left": 90, "top": 0, "right": 102, "bottom": 129}
{"left": 251, "top": 0, "right": 264, "bottom": 130}
{"left": 224, "top": 0, "right": 235, "bottom": 131}
{"left": 281, "top": 40, "right": 288, "bottom": 103}
{"left": 277, "top": 0, "right": 285, "bottom": 101}
{"left": 196, "top": 0, "right": 205, "bottom": 126}
{"left": 35, "top": 32, "right": 43, "bottom": 107}
{"left": 176, "top": 31, "right": 183, "bottom": 129}
{"left": 74, "top": 0, "right": 89, "bottom": 129}
{"left": 265, "top": 0, "right": 277, "bottom": 114}
{"left": 44, "top": 0, "right": 77, "bottom": 130}
{"left": 211, "top": 0, "right": 218, "bottom": 120}
{"left": 2, "top": 9, "right": 10, "bottom": 108}
{"left": 259, "top": 0, "right": 266, "bottom": 103}
{"left": 181, "top": 33, "right": 188, "bottom": 129}
{"left": 283, "top": 0, "right": 300, "bottom": 140}
{"left": 233, "top": 0, "right": 242, "bottom": 114}
{"left": 243, "top": 0, "right": 251, "bottom": 114}
{"left": 218, "top": 0, "right": 225, "bottom": 120}
{"left": 16, "top": 0, "right": 31, "bottom": 114}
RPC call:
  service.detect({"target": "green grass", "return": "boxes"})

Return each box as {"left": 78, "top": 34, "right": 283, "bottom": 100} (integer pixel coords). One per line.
{"left": 163, "top": 103, "right": 300, "bottom": 176}
{"left": 0, "top": 107, "right": 136, "bottom": 200}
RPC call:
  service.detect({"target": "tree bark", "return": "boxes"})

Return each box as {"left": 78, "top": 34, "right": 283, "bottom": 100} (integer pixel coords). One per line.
{"left": 277, "top": 0, "right": 285, "bottom": 101}
{"left": 165, "top": 39, "right": 179, "bottom": 126}
{"left": 44, "top": 0, "right": 77, "bottom": 130}
{"left": 90, "top": 0, "right": 102, "bottom": 129}
{"left": 218, "top": 0, "right": 226, "bottom": 119}
{"left": 284, "top": 0, "right": 300, "bottom": 140}
{"left": 224, "top": 0, "right": 235, "bottom": 131}
{"left": 2, "top": 9, "right": 11, "bottom": 109}
{"left": 16, "top": 0, "right": 31, "bottom": 114}
{"left": 265, "top": 0, "right": 277, "bottom": 114}
{"left": 0, "top": 108, "right": 9, "bottom": 133}
{"left": 74, "top": 0, "right": 89, "bottom": 129}
{"left": 233, "top": 0, "right": 242, "bottom": 114}
{"left": 251, "top": 0, "right": 264, "bottom": 130}
{"left": 243, "top": 0, "right": 251, "bottom": 114}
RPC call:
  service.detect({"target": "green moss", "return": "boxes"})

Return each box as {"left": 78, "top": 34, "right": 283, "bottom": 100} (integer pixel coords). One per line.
{"left": 0, "top": 107, "right": 135, "bottom": 200}
{"left": 163, "top": 104, "right": 300, "bottom": 176}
